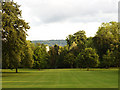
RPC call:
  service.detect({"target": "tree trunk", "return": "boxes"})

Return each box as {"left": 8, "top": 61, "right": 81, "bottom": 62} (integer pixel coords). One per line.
{"left": 106, "top": 66, "right": 108, "bottom": 69}
{"left": 117, "top": 65, "right": 119, "bottom": 69}
{"left": 87, "top": 68, "right": 89, "bottom": 71}
{"left": 16, "top": 68, "right": 18, "bottom": 73}
{"left": 71, "top": 64, "right": 73, "bottom": 68}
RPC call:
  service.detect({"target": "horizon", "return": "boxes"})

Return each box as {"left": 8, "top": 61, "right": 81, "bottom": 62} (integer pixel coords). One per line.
{"left": 31, "top": 39, "right": 66, "bottom": 41}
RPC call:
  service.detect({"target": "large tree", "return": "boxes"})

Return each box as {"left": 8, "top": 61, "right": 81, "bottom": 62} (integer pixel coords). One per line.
{"left": 2, "top": 1, "right": 30, "bottom": 72}
{"left": 76, "top": 48, "right": 99, "bottom": 71}
{"left": 93, "top": 22, "right": 119, "bottom": 65}
{"left": 66, "top": 30, "right": 87, "bottom": 57}
{"left": 93, "top": 23, "right": 113, "bottom": 57}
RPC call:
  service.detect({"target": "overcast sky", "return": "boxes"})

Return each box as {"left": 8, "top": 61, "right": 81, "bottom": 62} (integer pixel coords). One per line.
{"left": 14, "top": 0, "right": 118, "bottom": 40}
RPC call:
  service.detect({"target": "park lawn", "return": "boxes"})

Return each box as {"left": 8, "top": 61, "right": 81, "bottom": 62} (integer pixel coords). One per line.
{"left": 2, "top": 68, "right": 118, "bottom": 88}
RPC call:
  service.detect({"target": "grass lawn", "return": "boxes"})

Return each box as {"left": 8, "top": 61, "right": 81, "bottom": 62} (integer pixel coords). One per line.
{"left": 2, "top": 68, "right": 118, "bottom": 88}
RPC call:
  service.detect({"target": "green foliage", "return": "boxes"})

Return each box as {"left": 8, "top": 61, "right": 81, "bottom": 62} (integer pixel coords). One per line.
{"left": 66, "top": 30, "right": 87, "bottom": 48}
{"left": 21, "top": 41, "right": 34, "bottom": 68}
{"left": 112, "top": 50, "right": 120, "bottom": 67}
{"left": 2, "top": 1, "right": 30, "bottom": 72}
{"left": 64, "top": 52, "right": 76, "bottom": 68}
{"left": 48, "top": 44, "right": 59, "bottom": 68}
{"left": 102, "top": 50, "right": 113, "bottom": 68}
{"left": 86, "top": 37, "right": 94, "bottom": 48}
{"left": 57, "top": 45, "right": 69, "bottom": 68}
{"left": 93, "top": 22, "right": 119, "bottom": 59}
{"left": 66, "top": 30, "right": 87, "bottom": 58}
{"left": 33, "top": 43, "right": 49, "bottom": 69}
{"left": 73, "top": 30, "right": 87, "bottom": 45}
{"left": 76, "top": 48, "right": 99, "bottom": 70}
{"left": 2, "top": 1, "right": 119, "bottom": 69}
{"left": 66, "top": 34, "right": 74, "bottom": 47}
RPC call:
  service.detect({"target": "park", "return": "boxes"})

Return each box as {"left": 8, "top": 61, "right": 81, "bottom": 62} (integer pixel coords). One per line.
{"left": 1, "top": 0, "right": 120, "bottom": 89}
{"left": 2, "top": 69, "right": 118, "bottom": 88}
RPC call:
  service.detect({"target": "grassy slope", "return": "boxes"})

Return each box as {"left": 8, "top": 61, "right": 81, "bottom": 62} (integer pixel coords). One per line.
{"left": 2, "top": 69, "right": 118, "bottom": 88}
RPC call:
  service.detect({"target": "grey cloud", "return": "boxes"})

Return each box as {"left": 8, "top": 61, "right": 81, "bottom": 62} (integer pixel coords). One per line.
{"left": 15, "top": 0, "right": 118, "bottom": 24}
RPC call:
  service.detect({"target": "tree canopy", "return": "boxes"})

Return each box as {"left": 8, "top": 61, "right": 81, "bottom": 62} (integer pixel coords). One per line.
{"left": 2, "top": 1, "right": 31, "bottom": 72}
{"left": 2, "top": 1, "right": 119, "bottom": 71}
{"left": 76, "top": 48, "right": 99, "bottom": 70}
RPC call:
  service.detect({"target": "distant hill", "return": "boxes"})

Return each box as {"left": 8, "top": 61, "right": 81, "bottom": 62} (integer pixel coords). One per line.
{"left": 32, "top": 40, "right": 67, "bottom": 46}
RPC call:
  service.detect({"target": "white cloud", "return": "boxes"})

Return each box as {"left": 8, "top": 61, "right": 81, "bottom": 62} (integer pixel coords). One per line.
{"left": 14, "top": 0, "right": 118, "bottom": 40}
{"left": 26, "top": 22, "right": 101, "bottom": 40}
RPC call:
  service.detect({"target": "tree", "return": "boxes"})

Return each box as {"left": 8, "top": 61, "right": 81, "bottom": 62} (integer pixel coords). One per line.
{"left": 73, "top": 30, "right": 87, "bottom": 45}
{"left": 69, "top": 42, "right": 78, "bottom": 57}
{"left": 102, "top": 50, "right": 113, "bottom": 68}
{"left": 66, "top": 35, "right": 74, "bottom": 47}
{"left": 2, "top": 1, "right": 30, "bottom": 73}
{"left": 57, "top": 45, "right": 69, "bottom": 68}
{"left": 111, "top": 50, "right": 120, "bottom": 68}
{"left": 93, "top": 22, "right": 120, "bottom": 67}
{"left": 66, "top": 30, "right": 87, "bottom": 57}
{"left": 21, "top": 41, "right": 34, "bottom": 68}
{"left": 93, "top": 23, "right": 114, "bottom": 58}
{"left": 33, "top": 43, "right": 49, "bottom": 69}
{"left": 64, "top": 52, "right": 76, "bottom": 68}
{"left": 86, "top": 37, "right": 94, "bottom": 48}
{"left": 76, "top": 48, "right": 99, "bottom": 71}
{"left": 66, "top": 30, "right": 87, "bottom": 49}
{"left": 48, "top": 44, "right": 59, "bottom": 68}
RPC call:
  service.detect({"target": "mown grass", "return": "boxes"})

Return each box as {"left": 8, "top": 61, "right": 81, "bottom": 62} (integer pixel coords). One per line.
{"left": 2, "top": 68, "right": 118, "bottom": 88}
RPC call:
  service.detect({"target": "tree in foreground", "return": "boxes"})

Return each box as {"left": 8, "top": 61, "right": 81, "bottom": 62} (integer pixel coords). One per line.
{"left": 76, "top": 48, "right": 99, "bottom": 71}
{"left": 2, "top": 1, "right": 30, "bottom": 73}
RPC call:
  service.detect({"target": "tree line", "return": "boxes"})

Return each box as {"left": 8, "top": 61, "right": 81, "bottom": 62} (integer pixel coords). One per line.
{"left": 2, "top": 1, "right": 120, "bottom": 73}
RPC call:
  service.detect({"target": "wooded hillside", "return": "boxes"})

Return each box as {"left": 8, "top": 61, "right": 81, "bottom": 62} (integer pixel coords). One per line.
{"left": 32, "top": 40, "right": 67, "bottom": 46}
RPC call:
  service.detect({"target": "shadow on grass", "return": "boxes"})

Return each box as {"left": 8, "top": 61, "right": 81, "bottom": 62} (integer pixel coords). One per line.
{"left": 2, "top": 72, "right": 31, "bottom": 77}
{"left": 2, "top": 72, "right": 30, "bottom": 73}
